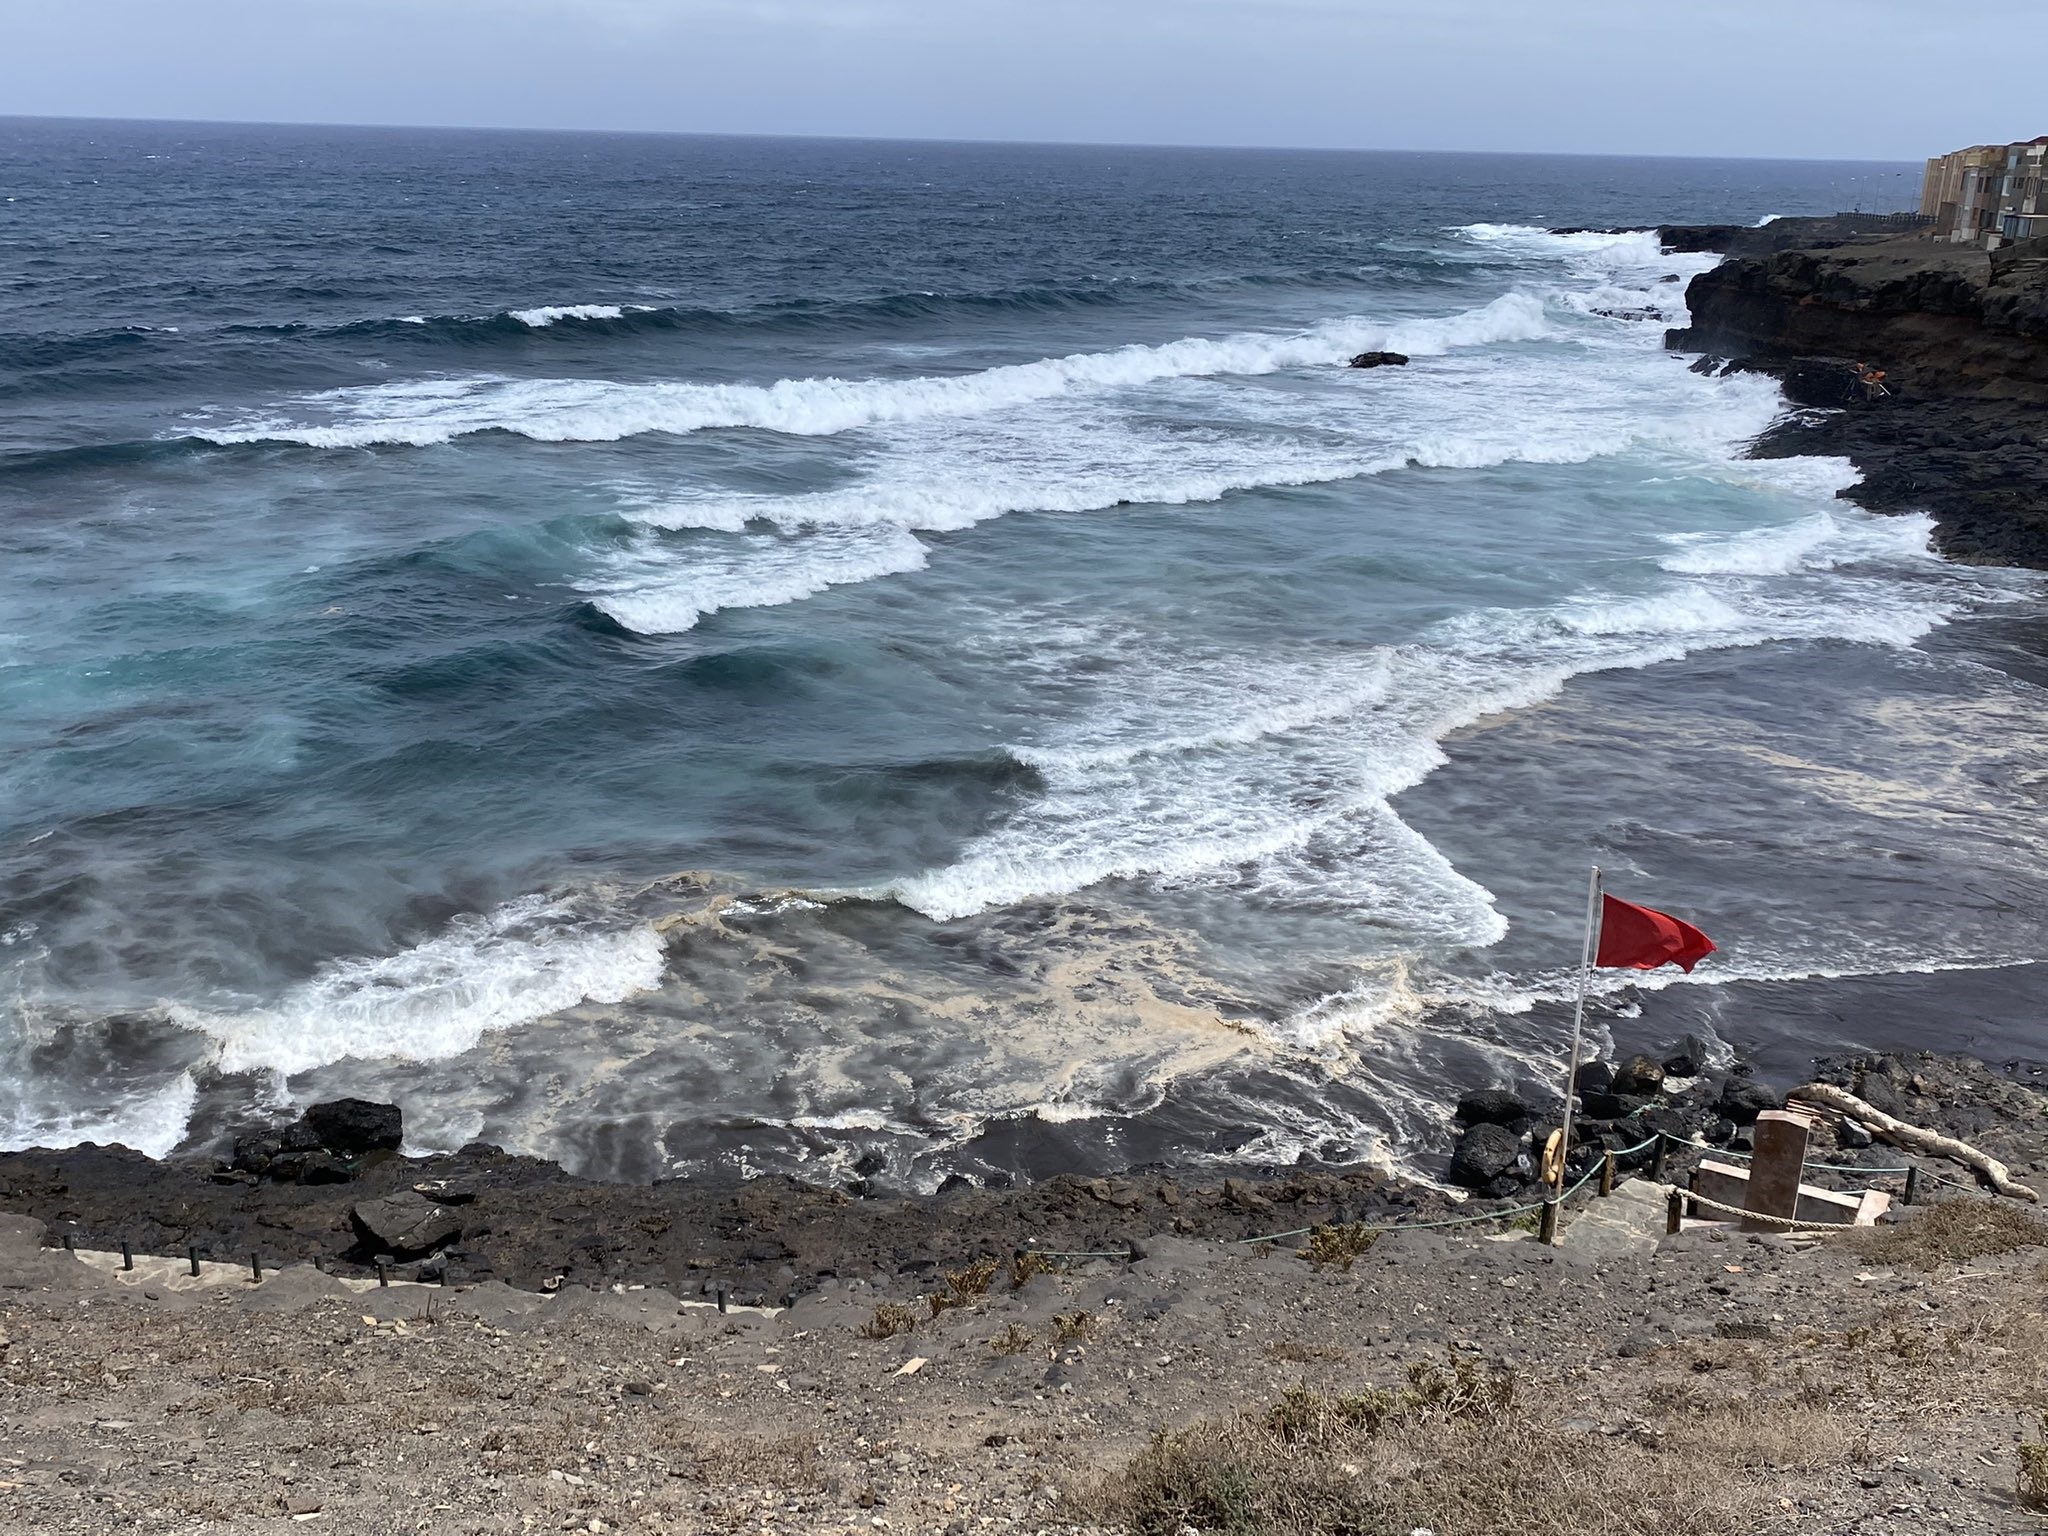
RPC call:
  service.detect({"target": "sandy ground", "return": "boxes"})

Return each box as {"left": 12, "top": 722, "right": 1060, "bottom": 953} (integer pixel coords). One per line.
{"left": 6, "top": 1174, "right": 2048, "bottom": 1536}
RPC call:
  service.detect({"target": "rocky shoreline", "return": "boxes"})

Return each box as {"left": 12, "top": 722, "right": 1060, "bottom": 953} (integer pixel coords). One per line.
{"left": 2, "top": 1048, "right": 2040, "bottom": 1305}
{"left": 1657, "top": 214, "right": 2048, "bottom": 567}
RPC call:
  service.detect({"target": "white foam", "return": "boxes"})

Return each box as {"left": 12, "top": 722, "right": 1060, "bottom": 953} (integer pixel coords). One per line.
{"left": 588, "top": 524, "right": 930, "bottom": 634}
{"left": 176, "top": 894, "right": 667, "bottom": 1078}
{"left": 0, "top": 1071, "right": 198, "bottom": 1159}
{"left": 510, "top": 304, "right": 626, "bottom": 327}
{"left": 1659, "top": 510, "right": 1936, "bottom": 576}
{"left": 185, "top": 293, "right": 1555, "bottom": 449}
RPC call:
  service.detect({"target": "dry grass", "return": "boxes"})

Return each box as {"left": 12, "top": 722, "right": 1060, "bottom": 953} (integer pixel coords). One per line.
{"left": 859, "top": 1303, "right": 919, "bottom": 1340}
{"left": 2022, "top": 1411, "right": 2048, "bottom": 1512}
{"left": 687, "top": 1431, "right": 826, "bottom": 1492}
{"left": 1852, "top": 1197, "right": 2048, "bottom": 1270}
{"left": 1301, "top": 1220, "right": 1380, "bottom": 1271}
{"left": 928, "top": 1258, "right": 999, "bottom": 1319}
{"left": 1070, "top": 1355, "right": 1890, "bottom": 1536}
{"left": 1007, "top": 1249, "right": 1048, "bottom": 1289}
{"left": 989, "top": 1323, "right": 1036, "bottom": 1356}
{"left": 1051, "top": 1310, "right": 1098, "bottom": 1345}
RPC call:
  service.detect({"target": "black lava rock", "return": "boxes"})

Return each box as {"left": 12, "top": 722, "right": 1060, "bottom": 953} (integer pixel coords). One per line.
{"left": 1346, "top": 351, "right": 1410, "bottom": 369}
{"left": 1662, "top": 1034, "right": 1709, "bottom": 1078}
{"left": 1447, "top": 1123, "right": 1523, "bottom": 1190}
{"left": 1611, "top": 1054, "right": 1667, "bottom": 1097}
{"left": 1573, "top": 1060, "right": 1615, "bottom": 1095}
{"left": 302, "top": 1099, "right": 403, "bottom": 1157}
{"left": 1716, "top": 1079, "right": 1783, "bottom": 1125}
{"left": 1454, "top": 1088, "right": 1531, "bottom": 1126}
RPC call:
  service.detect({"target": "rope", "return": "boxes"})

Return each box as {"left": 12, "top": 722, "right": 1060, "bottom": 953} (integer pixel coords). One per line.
{"left": 1234, "top": 1162, "right": 1609, "bottom": 1248}
{"left": 1020, "top": 1249, "right": 1132, "bottom": 1259}
{"left": 1659, "top": 1140, "right": 1907, "bottom": 1175}
{"left": 1660, "top": 1184, "right": 1857, "bottom": 1231}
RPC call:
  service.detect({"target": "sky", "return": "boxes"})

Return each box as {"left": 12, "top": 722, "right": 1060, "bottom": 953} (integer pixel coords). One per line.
{"left": 4, "top": 0, "right": 2045, "bottom": 161}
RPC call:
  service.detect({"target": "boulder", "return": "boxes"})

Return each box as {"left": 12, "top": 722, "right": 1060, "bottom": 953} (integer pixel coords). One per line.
{"left": 1661, "top": 1034, "right": 1709, "bottom": 1078}
{"left": 1346, "top": 351, "right": 1410, "bottom": 369}
{"left": 1715, "top": 1079, "right": 1783, "bottom": 1125}
{"left": 1579, "top": 1091, "right": 1652, "bottom": 1121}
{"left": 1838, "top": 1118, "right": 1874, "bottom": 1149}
{"left": 1611, "top": 1054, "right": 1667, "bottom": 1097}
{"left": 1454, "top": 1088, "right": 1530, "bottom": 1126}
{"left": 1572, "top": 1060, "right": 1615, "bottom": 1095}
{"left": 302, "top": 1099, "right": 403, "bottom": 1157}
{"left": 349, "top": 1192, "right": 462, "bottom": 1260}
{"left": 1447, "top": 1123, "right": 1522, "bottom": 1191}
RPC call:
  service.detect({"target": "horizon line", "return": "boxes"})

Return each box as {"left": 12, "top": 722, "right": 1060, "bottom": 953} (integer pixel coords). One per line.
{"left": 0, "top": 111, "right": 1926, "bottom": 167}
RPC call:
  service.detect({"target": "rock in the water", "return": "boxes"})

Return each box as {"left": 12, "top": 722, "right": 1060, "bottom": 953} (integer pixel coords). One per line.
{"left": 1454, "top": 1088, "right": 1530, "bottom": 1126}
{"left": 1611, "top": 1054, "right": 1667, "bottom": 1097}
{"left": 1662, "top": 1035, "right": 1709, "bottom": 1078}
{"left": 1346, "top": 351, "right": 1410, "bottom": 369}
{"left": 303, "top": 1098, "right": 403, "bottom": 1156}
{"left": 1573, "top": 1060, "right": 1615, "bottom": 1095}
{"left": 1447, "top": 1123, "right": 1522, "bottom": 1190}
{"left": 1716, "top": 1079, "right": 1783, "bottom": 1126}
{"left": 349, "top": 1192, "right": 462, "bottom": 1260}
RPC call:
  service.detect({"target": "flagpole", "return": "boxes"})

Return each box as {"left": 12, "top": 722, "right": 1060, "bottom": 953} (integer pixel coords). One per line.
{"left": 1554, "top": 864, "right": 1603, "bottom": 1194}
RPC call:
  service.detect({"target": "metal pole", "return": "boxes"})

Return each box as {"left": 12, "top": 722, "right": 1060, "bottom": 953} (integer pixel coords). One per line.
{"left": 1554, "top": 866, "right": 1603, "bottom": 1193}
{"left": 121, "top": 1240, "right": 133, "bottom": 1272}
{"left": 1904, "top": 1165, "right": 1920, "bottom": 1206}
{"left": 187, "top": 1244, "right": 200, "bottom": 1278}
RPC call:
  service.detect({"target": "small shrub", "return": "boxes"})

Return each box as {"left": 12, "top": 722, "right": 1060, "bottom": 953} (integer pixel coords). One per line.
{"left": 1302, "top": 1221, "right": 1380, "bottom": 1270}
{"left": 860, "top": 1303, "right": 919, "bottom": 1340}
{"left": 1008, "top": 1250, "right": 1048, "bottom": 1289}
{"left": 1051, "top": 1311, "right": 1098, "bottom": 1344}
{"left": 989, "top": 1323, "right": 1036, "bottom": 1356}
{"left": 2022, "top": 1411, "right": 2048, "bottom": 1511}
{"left": 929, "top": 1257, "right": 1001, "bottom": 1318}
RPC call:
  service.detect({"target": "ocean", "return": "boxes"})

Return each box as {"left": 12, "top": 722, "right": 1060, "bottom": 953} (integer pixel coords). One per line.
{"left": 3, "top": 119, "right": 2041, "bottom": 1190}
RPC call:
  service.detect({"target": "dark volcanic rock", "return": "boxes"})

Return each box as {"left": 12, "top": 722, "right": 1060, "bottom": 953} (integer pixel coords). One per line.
{"left": 1447, "top": 1123, "right": 1523, "bottom": 1190}
{"left": 1666, "top": 229, "right": 2048, "bottom": 566}
{"left": 1611, "top": 1055, "right": 1667, "bottom": 1098}
{"left": 350, "top": 1192, "right": 463, "bottom": 1259}
{"left": 1346, "top": 351, "right": 1409, "bottom": 369}
{"left": 303, "top": 1099, "right": 403, "bottom": 1156}
{"left": 1454, "top": 1088, "right": 1531, "bottom": 1127}
{"left": 1662, "top": 1034, "right": 1709, "bottom": 1078}
{"left": 1572, "top": 1060, "right": 1615, "bottom": 1095}
{"left": 1716, "top": 1079, "right": 1784, "bottom": 1126}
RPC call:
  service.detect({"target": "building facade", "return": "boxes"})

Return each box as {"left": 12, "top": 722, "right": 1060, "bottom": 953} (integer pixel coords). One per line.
{"left": 1921, "top": 138, "right": 2048, "bottom": 248}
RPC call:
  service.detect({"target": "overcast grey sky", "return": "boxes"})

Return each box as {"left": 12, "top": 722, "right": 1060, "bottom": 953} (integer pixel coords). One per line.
{"left": 6, "top": 0, "right": 2044, "bottom": 159}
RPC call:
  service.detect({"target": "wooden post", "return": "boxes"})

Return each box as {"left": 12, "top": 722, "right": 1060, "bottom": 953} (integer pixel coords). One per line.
{"left": 716, "top": 1284, "right": 728, "bottom": 1315}
{"left": 250, "top": 1252, "right": 262, "bottom": 1283}
{"left": 1538, "top": 1199, "right": 1560, "bottom": 1246}
{"left": 1599, "top": 1150, "right": 1617, "bottom": 1196}
{"left": 187, "top": 1244, "right": 200, "bottom": 1277}
{"left": 1743, "top": 1110, "right": 1813, "bottom": 1232}
{"left": 376, "top": 1260, "right": 389, "bottom": 1288}
{"left": 1649, "top": 1132, "right": 1670, "bottom": 1182}
{"left": 121, "top": 1240, "right": 133, "bottom": 1272}
{"left": 1666, "top": 1189, "right": 1684, "bottom": 1234}
{"left": 1904, "top": 1165, "right": 1920, "bottom": 1205}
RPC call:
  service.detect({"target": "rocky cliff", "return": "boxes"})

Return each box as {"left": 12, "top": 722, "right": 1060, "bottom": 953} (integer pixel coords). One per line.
{"left": 1663, "top": 223, "right": 2048, "bottom": 566}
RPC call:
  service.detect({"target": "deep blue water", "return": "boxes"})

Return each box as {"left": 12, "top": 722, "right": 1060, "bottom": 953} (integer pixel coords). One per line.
{"left": 3, "top": 119, "right": 2041, "bottom": 1186}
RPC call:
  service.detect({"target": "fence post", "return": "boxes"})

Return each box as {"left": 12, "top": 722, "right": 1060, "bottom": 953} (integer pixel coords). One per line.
{"left": 121, "top": 1240, "right": 133, "bottom": 1272}
{"left": 1649, "top": 1132, "right": 1670, "bottom": 1182}
{"left": 376, "top": 1260, "right": 389, "bottom": 1288}
{"left": 716, "top": 1284, "right": 728, "bottom": 1315}
{"left": 1537, "top": 1198, "right": 1560, "bottom": 1246}
{"left": 1904, "top": 1165, "right": 1920, "bottom": 1206}
{"left": 187, "top": 1244, "right": 200, "bottom": 1278}
{"left": 1599, "top": 1150, "right": 1617, "bottom": 1196}
{"left": 250, "top": 1252, "right": 262, "bottom": 1283}
{"left": 1665, "top": 1189, "right": 1684, "bottom": 1234}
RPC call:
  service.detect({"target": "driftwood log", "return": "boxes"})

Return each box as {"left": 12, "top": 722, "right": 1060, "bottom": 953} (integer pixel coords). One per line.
{"left": 1790, "top": 1082, "right": 2040, "bottom": 1203}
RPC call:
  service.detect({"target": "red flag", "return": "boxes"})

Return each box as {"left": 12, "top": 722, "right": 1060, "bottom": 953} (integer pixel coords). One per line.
{"left": 1596, "top": 894, "right": 1715, "bottom": 973}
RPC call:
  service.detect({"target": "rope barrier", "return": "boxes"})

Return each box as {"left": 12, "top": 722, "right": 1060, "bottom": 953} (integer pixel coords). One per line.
{"left": 1656, "top": 1140, "right": 1906, "bottom": 1176}
{"left": 1659, "top": 1184, "right": 1858, "bottom": 1232}
{"left": 1233, "top": 1161, "right": 1610, "bottom": 1249}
